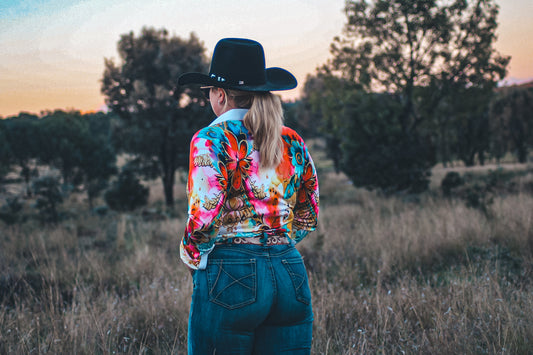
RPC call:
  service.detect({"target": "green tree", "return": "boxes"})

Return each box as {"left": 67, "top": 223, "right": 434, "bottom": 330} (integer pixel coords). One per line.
{"left": 104, "top": 165, "right": 149, "bottom": 212}
{"left": 490, "top": 86, "right": 533, "bottom": 163}
{"left": 302, "top": 73, "right": 350, "bottom": 173}
{"left": 37, "top": 110, "right": 117, "bottom": 205}
{"left": 80, "top": 112, "right": 118, "bottom": 207}
{"left": 430, "top": 0, "right": 508, "bottom": 166}
{"left": 33, "top": 175, "right": 63, "bottom": 224}
{"left": 310, "top": 0, "right": 508, "bottom": 192}
{"left": 342, "top": 91, "right": 434, "bottom": 193}
{"left": 3, "top": 113, "right": 40, "bottom": 194}
{"left": 101, "top": 28, "right": 211, "bottom": 207}
{"left": 0, "top": 120, "right": 12, "bottom": 181}
{"left": 38, "top": 110, "right": 86, "bottom": 186}
{"left": 449, "top": 86, "right": 494, "bottom": 166}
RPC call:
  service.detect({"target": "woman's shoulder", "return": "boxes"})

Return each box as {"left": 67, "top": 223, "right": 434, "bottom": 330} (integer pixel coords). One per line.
{"left": 281, "top": 126, "right": 305, "bottom": 143}
{"left": 192, "top": 125, "right": 227, "bottom": 142}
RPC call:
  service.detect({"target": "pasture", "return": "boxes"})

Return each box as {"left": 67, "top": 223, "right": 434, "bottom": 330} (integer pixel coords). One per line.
{"left": 1, "top": 160, "right": 532, "bottom": 354}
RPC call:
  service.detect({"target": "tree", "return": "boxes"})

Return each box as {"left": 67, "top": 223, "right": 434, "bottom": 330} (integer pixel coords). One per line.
{"left": 490, "top": 86, "right": 533, "bottom": 163}
{"left": 311, "top": 0, "right": 508, "bottom": 192}
{"left": 104, "top": 165, "right": 149, "bottom": 212}
{"left": 37, "top": 110, "right": 117, "bottom": 205}
{"left": 101, "top": 28, "right": 212, "bottom": 207}
{"left": 0, "top": 120, "right": 12, "bottom": 181}
{"left": 38, "top": 110, "right": 86, "bottom": 186}
{"left": 449, "top": 86, "right": 493, "bottom": 166}
{"left": 3, "top": 113, "right": 40, "bottom": 194}
{"left": 342, "top": 91, "right": 434, "bottom": 193}
{"left": 302, "top": 73, "right": 351, "bottom": 173}
{"left": 32, "top": 175, "right": 63, "bottom": 224}
{"left": 80, "top": 112, "right": 118, "bottom": 207}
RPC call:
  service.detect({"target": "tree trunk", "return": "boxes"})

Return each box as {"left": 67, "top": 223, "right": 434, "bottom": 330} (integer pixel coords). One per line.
{"left": 478, "top": 151, "right": 485, "bottom": 166}
{"left": 517, "top": 144, "right": 528, "bottom": 163}
{"left": 464, "top": 152, "right": 476, "bottom": 167}
{"left": 162, "top": 165, "right": 175, "bottom": 207}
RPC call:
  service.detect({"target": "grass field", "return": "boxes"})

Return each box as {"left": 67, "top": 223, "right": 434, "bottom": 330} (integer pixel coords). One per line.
{"left": 1, "top": 161, "right": 532, "bottom": 354}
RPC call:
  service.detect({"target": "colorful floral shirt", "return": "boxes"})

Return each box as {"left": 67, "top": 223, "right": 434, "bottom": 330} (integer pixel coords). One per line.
{"left": 180, "top": 109, "right": 319, "bottom": 269}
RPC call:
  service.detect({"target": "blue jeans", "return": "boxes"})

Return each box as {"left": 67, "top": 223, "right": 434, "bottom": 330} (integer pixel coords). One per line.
{"left": 188, "top": 244, "right": 313, "bottom": 354}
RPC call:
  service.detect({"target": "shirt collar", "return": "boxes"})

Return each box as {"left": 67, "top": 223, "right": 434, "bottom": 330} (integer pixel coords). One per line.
{"left": 209, "top": 108, "right": 249, "bottom": 127}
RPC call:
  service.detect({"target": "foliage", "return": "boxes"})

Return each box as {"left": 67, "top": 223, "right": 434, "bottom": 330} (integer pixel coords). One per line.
{"left": 331, "top": 0, "right": 508, "bottom": 90}
{"left": 283, "top": 98, "right": 322, "bottom": 140}
{"left": 2, "top": 113, "right": 39, "bottom": 191}
{"left": 104, "top": 166, "right": 149, "bottom": 212}
{"left": 0, "top": 197, "right": 24, "bottom": 225}
{"left": 32, "top": 175, "right": 64, "bottom": 224}
{"left": 101, "top": 27, "right": 212, "bottom": 207}
{"left": 440, "top": 168, "right": 533, "bottom": 215}
{"left": 341, "top": 91, "right": 434, "bottom": 193}
{"left": 0, "top": 121, "right": 12, "bottom": 180}
{"left": 37, "top": 110, "right": 86, "bottom": 184}
{"left": 37, "top": 110, "right": 117, "bottom": 205}
{"left": 441, "top": 171, "right": 464, "bottom": 197}
{"left": 306, "top": 0, "right": 509, "bottom": 192}
{"left": 446, "top": 86, "right": 494, "bottom": 166}
{"left": 80, "top": 112, "right": 118, "bottom": 207}
{"left": 490, "top": 86, "right": 533, "bottom": 163}
{"left": 301, "top": 73, "right": 353, "bottom": 173}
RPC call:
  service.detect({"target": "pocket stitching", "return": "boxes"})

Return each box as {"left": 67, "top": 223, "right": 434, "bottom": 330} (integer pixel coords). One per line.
{"left": 282, "top": 258, "right": 311, "bottom": 305}
{"left": 207, "top": 259, "right": 257, "bottom": 310}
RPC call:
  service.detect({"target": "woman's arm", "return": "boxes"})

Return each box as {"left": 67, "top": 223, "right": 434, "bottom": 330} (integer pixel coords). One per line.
{"left": 180, "top": 129, "right": 227, "bottom": 269}
{"left": 293, "top": 141, "right": 319, "bottom": 243}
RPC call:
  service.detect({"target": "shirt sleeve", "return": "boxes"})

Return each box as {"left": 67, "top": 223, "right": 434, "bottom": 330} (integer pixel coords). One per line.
{"left": 293, "top": 141, "right": 319, "bottom": 243}
{"left": 180, "top": 129, "right": 227, "bottom": 269}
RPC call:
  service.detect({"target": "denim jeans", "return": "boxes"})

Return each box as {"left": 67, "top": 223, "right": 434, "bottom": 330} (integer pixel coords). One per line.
{"left": 188, "top": 243, "right": 313, "bottom": 354}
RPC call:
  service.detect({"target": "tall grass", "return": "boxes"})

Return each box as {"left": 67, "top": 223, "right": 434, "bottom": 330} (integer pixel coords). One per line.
{"left": 301, "top": 188, "right": 532, "bottom": 354}
{"left": 1, "top": 169, "right": 532, "bottom": 354}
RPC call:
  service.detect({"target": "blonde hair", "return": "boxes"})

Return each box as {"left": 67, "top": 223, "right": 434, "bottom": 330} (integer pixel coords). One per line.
{"left": 226, "top": 89, "right": 283, "bottom": 168}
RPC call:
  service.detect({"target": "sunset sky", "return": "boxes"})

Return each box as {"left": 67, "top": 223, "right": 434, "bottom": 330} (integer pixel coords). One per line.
{"left": 1, "top": 0, "right": 532, "bottom": 117}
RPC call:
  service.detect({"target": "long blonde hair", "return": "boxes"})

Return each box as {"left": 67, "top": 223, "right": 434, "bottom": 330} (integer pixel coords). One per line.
{"left": 226, "top": 89, "right": 283, "bottom": 168}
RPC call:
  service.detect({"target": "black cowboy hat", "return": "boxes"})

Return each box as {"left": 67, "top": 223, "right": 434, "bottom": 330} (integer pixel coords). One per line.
{"left": 178, "top": 38, "right": 297, "bottom": 92}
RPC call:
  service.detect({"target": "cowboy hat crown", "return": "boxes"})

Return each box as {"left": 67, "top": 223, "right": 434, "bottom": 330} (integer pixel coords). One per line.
{"left": 178, "top": 38, "right": 297, "bottom": 92}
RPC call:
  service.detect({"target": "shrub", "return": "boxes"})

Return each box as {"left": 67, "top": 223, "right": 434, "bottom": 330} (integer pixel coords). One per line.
{"left": 338, "top": 92, "right": 435, "bottom": 194}
{"left": 104, "top": 169, "right": 149, "bottom": 212}
{"left": 441, "top": 171, "right": 464, "bottom": 196}
{"left": 32, "top": 176, "right": 64, "bottom": 224}
{"left": 0, "top": 197, "right": 24, "bottom": 225}
{"left": 464, "top": 182, "right": 494, "bottom": 215}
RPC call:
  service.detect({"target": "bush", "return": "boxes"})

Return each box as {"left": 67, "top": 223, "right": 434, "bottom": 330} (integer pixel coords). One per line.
{"left": 104, "top": 169, "right": 149, "bottom": 212}
{"left": 464, "top": 182, "right": 494, "bottom": 215}
{"left": 0, "top": 197, "right": 24, "bottom": 225}
{"left": 441, "top": 171, "right": 464, "bottom": 196}
{"left": 32, "top": 176, "right": 64, "bottom": 224}
{"left": 338, "top": 92, "right": 435, "bottom": 194}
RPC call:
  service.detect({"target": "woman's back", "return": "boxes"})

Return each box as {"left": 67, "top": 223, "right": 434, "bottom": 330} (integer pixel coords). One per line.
{"left": 183, "top": 115, "right": 319, "bottom": 268}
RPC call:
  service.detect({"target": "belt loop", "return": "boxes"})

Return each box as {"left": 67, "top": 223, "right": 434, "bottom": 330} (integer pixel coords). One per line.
{"left": 288, "top": 237, "right": 295, "bottom": 247}
{"left": 259, "top": 230, "right": 269, "bottom": 246}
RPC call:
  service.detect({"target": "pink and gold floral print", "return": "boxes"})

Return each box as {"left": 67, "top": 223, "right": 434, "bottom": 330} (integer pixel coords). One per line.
{"left": 180, "top": 113, "right": 319, "bottom": 269}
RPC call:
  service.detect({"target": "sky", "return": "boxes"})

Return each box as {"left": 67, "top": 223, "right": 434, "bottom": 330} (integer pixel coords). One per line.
{"left": 1, "top": 0, "right": 532, "bottom": 117}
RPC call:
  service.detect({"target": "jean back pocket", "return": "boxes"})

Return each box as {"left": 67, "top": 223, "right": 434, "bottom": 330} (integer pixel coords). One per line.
{"left": 206, "top": 259, "right": 257, "bottom": 310}
{"left": 282, "top": 258, "right": 311, "bottom": 305}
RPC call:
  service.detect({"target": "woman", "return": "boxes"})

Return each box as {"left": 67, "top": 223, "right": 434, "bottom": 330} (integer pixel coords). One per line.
{"left": 178, "top": 38, "right": 319, "bottom": 355}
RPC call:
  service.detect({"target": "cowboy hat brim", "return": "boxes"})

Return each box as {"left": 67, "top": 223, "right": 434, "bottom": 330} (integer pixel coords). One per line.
{"left": 178, "top": 67, "right": 297, "bottom": 92}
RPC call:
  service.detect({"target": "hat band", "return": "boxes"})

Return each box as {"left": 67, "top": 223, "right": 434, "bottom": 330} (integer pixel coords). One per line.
{"left": 210, "top": 73, "right": 227, "bottom": 83}
{"left": 210, "top": 73, "right": 259, "bottom": 86}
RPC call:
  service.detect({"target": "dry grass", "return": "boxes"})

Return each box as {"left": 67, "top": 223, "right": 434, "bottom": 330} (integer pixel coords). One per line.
{"left": 1, "top": 168, "right": 532, "bottom": 354}
{"left": 299, "top": 188, "right": 533, "bottom": 354}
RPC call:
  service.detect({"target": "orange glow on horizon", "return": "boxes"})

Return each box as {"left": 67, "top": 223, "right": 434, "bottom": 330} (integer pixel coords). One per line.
{"left": 1, "top": 0, "right": 531, "bottom": 118}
